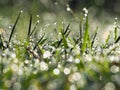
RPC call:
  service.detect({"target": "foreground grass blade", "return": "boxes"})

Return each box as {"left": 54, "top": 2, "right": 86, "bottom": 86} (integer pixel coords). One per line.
{"left": 8, "top": 11, "right": 21, "bottom": 43}
{"left": 82, "top": 16, "right": 89, "bottom": 53}
{"left": 28, "top": 14, "right": 32, "bottom": 38}
{"left": 33, "top": 34, "right": 45, "bottom": 50}
{"left": 115, "top": 36, "right": 120, "bottom": 43}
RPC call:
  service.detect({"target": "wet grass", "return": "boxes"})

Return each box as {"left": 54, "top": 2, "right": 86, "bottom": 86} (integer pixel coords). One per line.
{"left": 0, "top": 10, "right": 120, "bottom": 90}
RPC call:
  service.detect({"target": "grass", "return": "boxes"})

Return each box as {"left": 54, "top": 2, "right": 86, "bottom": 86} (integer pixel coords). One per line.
{"left": 0, "top": 10, "right": 120, "bottom": 90}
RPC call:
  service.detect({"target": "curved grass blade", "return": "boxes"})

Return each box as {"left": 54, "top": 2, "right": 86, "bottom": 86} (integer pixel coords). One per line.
{"left": 33, "top": 34, "right": 45, "bottom": 50}
{"left": 8, "top": 11, "right": 21, "bottom": 43}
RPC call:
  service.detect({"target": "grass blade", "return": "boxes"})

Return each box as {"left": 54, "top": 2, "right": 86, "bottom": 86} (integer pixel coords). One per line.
{"left": 62, "top": 30, "right": 68, "bottom": 48}
{"left": 29, "top": 22, "right": 39, "bottom": 37}
{"left": 28, "top": 14, "right": 32, "bottom": 38}
{"left": 33, "top": 34, "right": 45, "bottom": 50}
{"left": 115, "top": 36, "right": 120, "bottom": 43}
{"left": 8, "top": 12, "right": 21, "bottom": 43}
{"left": 79, "top": 21, "right": 83, "bottom": 53}
{"left": 56, "top": 39, "right": 62, "bottom": 48}
{"left": 0, "top": 35, "right": 4, "bottom": 49}
{"left": 56, "top": 24, "right": 70, "bottom": 48}
{"left": 82, "top": 16, "right": 89, "bottom": 53}
{"left": 91, "top": 27, "right": 98, "bottom": 48}
{"left": 64, "top": 24, "right": 70, "bottom": 35}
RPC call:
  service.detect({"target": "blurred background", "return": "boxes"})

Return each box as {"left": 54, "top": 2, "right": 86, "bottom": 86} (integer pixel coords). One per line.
{"left": 0, "top": 0, "right": 120, "bottom": 39}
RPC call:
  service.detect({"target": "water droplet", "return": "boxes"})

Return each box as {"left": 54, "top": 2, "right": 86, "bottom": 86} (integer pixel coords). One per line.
{"left": 64, "top": 68, "right": 71, "bottom": 75}
{"left": 20, "top": 10, "right": 23, "bottom": 13}
{"left": 110, "top": 65, "right": 119, "bottom": 73}
{"left": 37, "top": 20, "right": 40, "bottom": 23}
{"left": 83, "top": 8, "right": 88, "bottom": 13}
{"left": 9, "top": 25, "right": 12, "bottom": 29}
{"left": 66, "top": 4, "right": 71, "bottom": 12}
{"left": 53, "top": 68, "right": 60, "bottom": 75}
{"left": 36, "top": 15, "right": 40, "bottom": 17}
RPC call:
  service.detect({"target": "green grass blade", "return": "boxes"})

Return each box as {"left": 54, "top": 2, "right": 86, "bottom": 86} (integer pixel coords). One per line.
{"left": 79, "top": 21, "right": 83, "bottom": 53}
{"left": 82, "top": 16, "right": 89, "bottom": 53}
{"left": 115, "top": 36, "right": 120, "bottom": 43}
{"left": 105, "top": 31, "right": 111, "bottom": 44}
{"left": 56, "top": 39, "right": 62, "bottom": 48}
{"left": 29, "top": 22, "right": 39, "bottom": 37}
{"left": 33, "top": 34, "right": 45, "bottom": 50}
{"left": 91, "top": 27, "right": 98, "bottom": 48}
{"left": 62, "top": 30, "right": 68, "bottom": 48}
{"left": 8, "top": 12, "right": 21, "bottom": 43}
{"left": 64, "top": 24, "right": 70, "bottom": 35}
{"left": 114, "top": 26, "right": 117, "bottom": 41}
{"left": 28, "top": 14, "right": 32, "bottom": 38}
{"left": 56, "top": 24, "right": 70, "bottom": 48}
{"left": 0, "top": 35, "right": 4, "bottom": 49}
